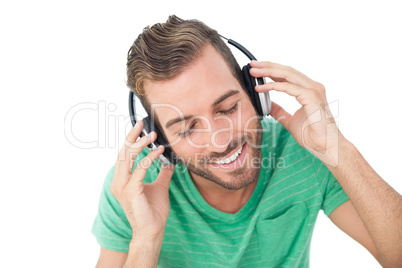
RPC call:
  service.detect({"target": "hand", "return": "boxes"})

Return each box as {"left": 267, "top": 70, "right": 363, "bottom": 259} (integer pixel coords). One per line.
{"left": 110, "top": 121, "right": 175, "bottom": 241}
{"left": 250, "top": 61, "right": 344, "bottom": 165}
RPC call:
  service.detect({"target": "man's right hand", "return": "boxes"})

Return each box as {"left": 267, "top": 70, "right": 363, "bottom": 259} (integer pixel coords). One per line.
{"left": 110, "top": 120, "right": 175, "bottom": 242}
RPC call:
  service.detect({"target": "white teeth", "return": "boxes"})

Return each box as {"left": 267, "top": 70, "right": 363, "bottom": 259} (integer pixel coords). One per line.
{"left": 212, "top": 146, "right": 243, "bottom": 165}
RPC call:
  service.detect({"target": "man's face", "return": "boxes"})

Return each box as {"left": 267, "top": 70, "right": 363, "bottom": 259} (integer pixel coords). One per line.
{"left": 144, "top": 45, "right": 263, "bottom": 190}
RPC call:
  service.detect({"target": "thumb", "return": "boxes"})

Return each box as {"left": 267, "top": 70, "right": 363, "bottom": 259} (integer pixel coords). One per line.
{"left": 270, "top": 101, "right": 292, "bottom": 130}
{"left": 155, "top": 164, "right": 175, "bottom": 189}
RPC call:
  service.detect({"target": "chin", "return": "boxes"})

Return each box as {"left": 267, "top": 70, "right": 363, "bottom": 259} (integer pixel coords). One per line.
{"left": 182, "top": 143, "right": 262, "bottom": 191}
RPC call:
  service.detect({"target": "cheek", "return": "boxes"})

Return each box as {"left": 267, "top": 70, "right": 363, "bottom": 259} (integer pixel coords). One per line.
{"left": 167, "top": 135, "right": 205, "bottom": 161}
{"left": 170, "top": 142, "right": 208, "bottom": 166}
{"left": 238, "top": 100, "right": 258, "bottom": 132}
{"left": 212, "top": 99, "right": 257, "bottom": 134}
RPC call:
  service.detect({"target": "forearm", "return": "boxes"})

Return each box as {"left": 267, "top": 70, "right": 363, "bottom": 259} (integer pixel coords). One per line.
{"left": 123, "top": 234, "right": 164, "bottom": 268}
{"left": 323, "top": 137, "right": 402, "bottom": 267}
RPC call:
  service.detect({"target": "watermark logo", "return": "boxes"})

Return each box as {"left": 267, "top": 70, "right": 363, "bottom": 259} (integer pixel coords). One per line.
{"left": 64, "top": 101, "right": 131, "bottom": 150}
{"left": 64, "top": 99, "right": 340, "bottom": 167}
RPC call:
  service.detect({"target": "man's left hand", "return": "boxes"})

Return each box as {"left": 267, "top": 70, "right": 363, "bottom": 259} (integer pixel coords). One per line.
{"left": 250, "top": 60, "right": 343, "bottom": 166}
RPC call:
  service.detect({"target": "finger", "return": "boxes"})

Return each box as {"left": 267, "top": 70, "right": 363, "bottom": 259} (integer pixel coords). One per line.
{"left": 256, "top": 81, "right": 303, "bottom": 96}
{"left": 117, "top": 121, "right": 144, "bottom": 162}
{"left": 127, "top": 132, "right": 158, "bottom": 172}
{"left": 155, "top": 164, "right": 175, "bottom": 189}
{"left": 256, "top": 82, "right": 318, "bottom": 106}
{"left": 250, "top": 61, "right": 316, "bottom": 89}
{"left": 113, "top": 132, "right": 158, "bottom": 192}
{"left": 116, "top": 129, "right": 158, "bottom": 189}
{"left": 114, "top": 122, "right": 144, "bottom": 187}
{"left": 269, "top": 101, "right": 292, "bottom": 130}
{"left": 129, "top": 145, "right": 165, "bottom": 187}
{"left": 250, "top": 60, "right": 287, "bottom": 72}
{"left": 126, "top": 120, "right": 144, "bottom": 143}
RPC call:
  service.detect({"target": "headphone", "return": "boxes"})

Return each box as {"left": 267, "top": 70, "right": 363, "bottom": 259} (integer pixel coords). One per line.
{"left": 128, "top": 36, "right": 271, "bottom": 165}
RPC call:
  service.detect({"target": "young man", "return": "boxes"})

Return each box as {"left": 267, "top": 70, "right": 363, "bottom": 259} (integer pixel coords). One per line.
{"left": 92, "top": 15, "right": 402, "bottom": 267}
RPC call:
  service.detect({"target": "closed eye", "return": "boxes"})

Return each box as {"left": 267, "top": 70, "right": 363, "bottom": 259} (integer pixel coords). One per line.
{"left": 178, "top": 103, "right": 239, "bottom": 137}
{"left": 219, "top": 102, "right": 238, "bottom": 115}
{"left": 178, "top": 122, "right": 196, "bottom": 137}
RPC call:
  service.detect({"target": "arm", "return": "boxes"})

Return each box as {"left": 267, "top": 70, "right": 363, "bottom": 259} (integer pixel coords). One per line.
{"left": 250, "top": 60, "right": 402, "bottom": 267}
{"left": 123, "top": 237, "right": 164, "bottom": 268}
{"left": 95, "top": 248, "right": 127, "bottom": 268}
{"left": 95, "top": 236, "right": 163, "bottom": 268}
{"left": 329, "top": 201, "right": 379, "bottom": 262}
{"left": 327, "top": 139, "right": 402, "bottom": 267}
{"left": 95, "top": 240, "right": 164, "bottom": 268}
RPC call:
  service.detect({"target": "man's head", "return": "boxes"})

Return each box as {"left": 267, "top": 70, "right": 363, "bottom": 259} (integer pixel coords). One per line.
{"left": 126, "top": 15, "right": 263, "bottom": 190}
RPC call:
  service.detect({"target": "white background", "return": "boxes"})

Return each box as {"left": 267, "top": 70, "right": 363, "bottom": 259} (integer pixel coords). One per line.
{"left": 0, "top": 1, "right": 401, "bottom": 267}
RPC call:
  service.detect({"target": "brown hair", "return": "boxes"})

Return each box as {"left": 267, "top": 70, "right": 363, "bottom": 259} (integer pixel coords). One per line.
{"left": 126, "top": 15, "right": 244, "bottom": 114}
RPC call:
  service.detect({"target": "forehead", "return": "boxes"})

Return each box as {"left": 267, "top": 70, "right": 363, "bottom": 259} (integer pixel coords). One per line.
{"left": 143, "top": 45, "right": 245, "bottom": 126}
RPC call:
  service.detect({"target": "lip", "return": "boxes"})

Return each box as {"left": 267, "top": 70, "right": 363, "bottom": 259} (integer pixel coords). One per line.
{"left": 208, "top": 144, "right": 243, "bottom": 164}
{"left": 209, "top": 143, "right": 247, "bottom": 171}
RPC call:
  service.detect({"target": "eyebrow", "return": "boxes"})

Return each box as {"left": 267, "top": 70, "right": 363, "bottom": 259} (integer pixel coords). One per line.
{"left": 165, "top": 89, "right": 240, "bottom": 129}
{"left": 165, "top": 115, "right": 193, "bottom": 129}
{"left": 212, "top": 90, "right": 239, "bottom": 107}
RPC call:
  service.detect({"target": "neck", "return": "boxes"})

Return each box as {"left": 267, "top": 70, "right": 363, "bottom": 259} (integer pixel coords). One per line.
{"left": 189, "top": 172, "right": 258, "bottom": 214}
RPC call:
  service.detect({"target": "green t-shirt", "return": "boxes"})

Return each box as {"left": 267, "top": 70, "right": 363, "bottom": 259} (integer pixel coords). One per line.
{"left": 92, "top": 118, "right": 349, "bottom": 267}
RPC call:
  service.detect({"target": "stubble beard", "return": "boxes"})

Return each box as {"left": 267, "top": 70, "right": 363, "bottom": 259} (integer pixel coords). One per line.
{"left": 178, "top": 119, "right": 263, "bottom": 190}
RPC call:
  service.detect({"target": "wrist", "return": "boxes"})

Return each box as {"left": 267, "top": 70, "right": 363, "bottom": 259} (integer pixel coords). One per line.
{"left": 130, "top": 231, "right": 164, "bottom": 252}
{"left": 128, "top": 235, "right": 163, "bottom": 264}
{"left": 327, "top": 138, "right": 358, "bottom": 175}
{"left": 313, "top": 131, "right": 351, "bottom": 168}
{"left": 125, "top": 234, "right": 164, "bottom": 267}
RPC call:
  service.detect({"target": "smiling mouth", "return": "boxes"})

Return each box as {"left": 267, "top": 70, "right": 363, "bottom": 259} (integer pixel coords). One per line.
{"left": 209, "top": 144, "right": 244, "bottom": 165}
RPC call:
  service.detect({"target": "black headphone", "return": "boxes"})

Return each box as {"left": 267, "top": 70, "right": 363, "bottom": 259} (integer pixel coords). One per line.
{"left": 128, "top": 36, "right": 271, "bottom": 165}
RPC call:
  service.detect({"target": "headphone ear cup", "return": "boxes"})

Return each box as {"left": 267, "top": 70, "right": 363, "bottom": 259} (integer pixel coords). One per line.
{"left": 142, "top": 117, "right": 178, "bottom": 165}
{"left": 242, "top": 64, "right": 263, "bottom": 117}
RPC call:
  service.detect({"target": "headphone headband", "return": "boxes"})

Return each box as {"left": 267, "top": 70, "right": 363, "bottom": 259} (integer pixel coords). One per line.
{"left": 219, "top": 35, "right": 257, "bottom": 61}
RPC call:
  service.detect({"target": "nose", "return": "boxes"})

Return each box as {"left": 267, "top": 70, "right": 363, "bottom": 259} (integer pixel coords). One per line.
{"left": 183, "top": 115, "right": 236, "bottom": 154}
{"left": 208, "top": 116, "right": 233, "bottom": 153}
